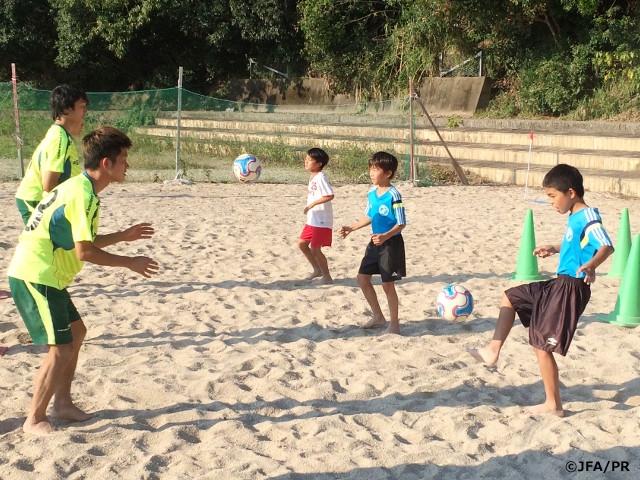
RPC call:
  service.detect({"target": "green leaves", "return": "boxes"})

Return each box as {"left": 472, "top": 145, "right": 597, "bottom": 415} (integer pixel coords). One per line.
{"left": 2, "top": 0, "right": 640, "bottom": 120}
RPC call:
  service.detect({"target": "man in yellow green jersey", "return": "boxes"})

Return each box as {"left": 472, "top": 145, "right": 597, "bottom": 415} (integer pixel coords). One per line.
{"left": 8, "top": 126, "right": 160, "bottom": 435}
{"left": 15, "top": 84, "right": 89, "bottom": 224}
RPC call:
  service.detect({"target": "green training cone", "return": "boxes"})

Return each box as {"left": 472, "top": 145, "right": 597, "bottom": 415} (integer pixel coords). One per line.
{"left": 605, "top": 234, "right": 640, "bottom": 328}
{"left": 607, "top": 208, "right": 632, "bottom": 278}
{"left": 512, "top": 209, "right": 543, "bottom": 281}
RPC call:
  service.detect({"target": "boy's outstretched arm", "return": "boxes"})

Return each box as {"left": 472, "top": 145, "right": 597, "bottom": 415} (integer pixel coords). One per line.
{"left": 339, "top": 216, "right": 371, "bottom": 238}
{"left": 75, "top": 241, "right": 159, "bottom": 278}
{"left": 576, "top": 245, "right": 614, "bottom": 284}
{"left": 93, "top": 222, "right": 155, "bottom": 249}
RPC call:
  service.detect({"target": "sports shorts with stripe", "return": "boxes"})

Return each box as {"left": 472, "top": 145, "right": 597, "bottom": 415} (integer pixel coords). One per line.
{"left": 358, "top": 234, "right": 406, "bottom": 282}
{"left": 8, "top": 277, "right": 81, "bottom": 345}
{"left": 505, "top": 274, "right": 591, "bottom": 356}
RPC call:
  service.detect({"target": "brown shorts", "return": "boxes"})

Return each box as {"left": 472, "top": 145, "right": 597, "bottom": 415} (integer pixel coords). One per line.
{"left": 505, "top": 275, "right": 591, "bottom": 355}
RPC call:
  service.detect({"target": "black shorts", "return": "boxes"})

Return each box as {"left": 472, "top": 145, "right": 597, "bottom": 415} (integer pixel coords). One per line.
{"left": 358, "top": 234, "right": 406, "bottom": 282}
{"left": 505, "top": 275, "right": 591, "bottom": 356}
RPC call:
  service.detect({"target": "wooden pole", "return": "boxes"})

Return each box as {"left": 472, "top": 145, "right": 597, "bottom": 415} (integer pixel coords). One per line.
{"left": 413, "top": 97, "right": 469, "bottom": 185}
{"left": 409, "top": 78, "right": 415, "bottom": 184}
{"left": 11, "top": 63, "right": 24, "bottom": 178}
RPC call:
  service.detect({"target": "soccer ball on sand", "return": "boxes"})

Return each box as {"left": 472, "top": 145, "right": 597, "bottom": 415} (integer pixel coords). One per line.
{"left": 436, "top": 284, "right": 474, "bottom": 321}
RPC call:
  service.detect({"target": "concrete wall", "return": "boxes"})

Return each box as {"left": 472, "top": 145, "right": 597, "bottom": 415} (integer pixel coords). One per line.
{"left": 228, "top": 77, "right": 492, "bottom": 115}
{"left": 417, "top": 77, "right": 492, "bottom": 116}
{"left": 229, "top": 78, "right": 351, "bottom": 106}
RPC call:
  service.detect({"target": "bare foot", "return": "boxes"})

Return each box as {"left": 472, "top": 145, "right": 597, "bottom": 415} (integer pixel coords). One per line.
{"left": 381, "top": 324, "right": 400, "bottom": 335}
{"left": 23, "top": 417, "right": 56, "bottom": 435}
{"left": 522, "top": 403, "right": 564, "bottom": 417}
{"left": 466, "top": 347, "right": 499, "bottom": 366}
{"left": 305, "top": 270, "right": 323, "bottom": 280}
{"left": 361, "top": 316, "right": 386, "bottom": 329}
{"left": 50, "top": 404, "right": 92, "bottom": 422}
{"left": 318, "top": 275, "right": 333, "bottom": 285}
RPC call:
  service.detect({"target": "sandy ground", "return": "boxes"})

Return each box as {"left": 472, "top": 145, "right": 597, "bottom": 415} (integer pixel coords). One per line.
{"left": 1, "top": 179, "right": 639, "bottom": 479}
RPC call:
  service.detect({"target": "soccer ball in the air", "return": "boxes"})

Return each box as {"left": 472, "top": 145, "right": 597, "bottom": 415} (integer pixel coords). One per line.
{"left": 233, "top": 153, "right": 262, "bottom": 183}
{"left": 436, "top": 285, "right": 474, "bottom": 321}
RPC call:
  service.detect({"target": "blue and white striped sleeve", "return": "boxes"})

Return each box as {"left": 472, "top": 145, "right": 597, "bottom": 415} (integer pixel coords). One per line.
{"left": 391, "top": 188, "right": 406, "bottom": 226}
{"left": 581, "top": 208, "right": 612, "bottom": 249}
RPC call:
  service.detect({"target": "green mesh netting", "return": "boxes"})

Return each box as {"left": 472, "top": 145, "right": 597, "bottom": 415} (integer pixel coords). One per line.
{"left": 1, "top": 83, "right": 407, "bottom": 114}
{"left": 0, "top": 84, "right": 230, "bottom": 111}
{"left": 1, "top": 82, "right": 440, "bottom": 184}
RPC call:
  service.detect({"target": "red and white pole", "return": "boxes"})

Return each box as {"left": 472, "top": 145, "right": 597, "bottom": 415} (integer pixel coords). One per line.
{"left": 11, "top": 63, "right": 24, "bottom": 178}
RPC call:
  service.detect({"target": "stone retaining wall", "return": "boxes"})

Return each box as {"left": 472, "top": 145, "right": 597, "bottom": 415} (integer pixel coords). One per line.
{"left": 228, "top": 77, "right": 492, "bottom": 115}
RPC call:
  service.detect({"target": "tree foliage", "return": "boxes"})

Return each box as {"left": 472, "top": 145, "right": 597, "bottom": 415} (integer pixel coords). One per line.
{"left": 1, "top": 0, "right": 639, "bottom": 117}
{"left": 297, "top": 0, "right": 405, "bottom": 97}
{"left": 2, "top": 0, "right": 303, "bottom": 91}
{"left": 0, "top": 0, "right": 59, "bottom": 83}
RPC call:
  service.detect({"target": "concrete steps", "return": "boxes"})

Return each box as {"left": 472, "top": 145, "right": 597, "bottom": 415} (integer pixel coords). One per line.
{"left": 136, "top": 112, "right": 640, "bottom": 196}
{"left": 153, "top": 116, "right": 640, "bottom": 152}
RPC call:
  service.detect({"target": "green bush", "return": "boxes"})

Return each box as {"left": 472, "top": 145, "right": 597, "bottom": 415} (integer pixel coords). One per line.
{"left": 519, "top": 55, "right": 579, "bottom": 116}
{"left": 569, "top": 75, "right": 640, "bottom": 120}
{"left": 113, "top": 105, "right": 156, "bottom": 132}
{"left": 480, "top": 91, "right": 521, "bottom": 118}
{"left": 445, "top": 114, "right": 463, "bottom": 127}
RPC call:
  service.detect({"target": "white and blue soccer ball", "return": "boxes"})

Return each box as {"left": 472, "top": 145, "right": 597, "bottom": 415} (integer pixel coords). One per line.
{"left": 233, "top": 153, "right": 262, "bottom": 183}
{"left": 436, "top": 284, "right": 474, "bottom": 321}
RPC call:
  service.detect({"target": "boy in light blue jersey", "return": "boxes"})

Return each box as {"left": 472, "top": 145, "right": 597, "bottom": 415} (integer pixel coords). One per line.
{"left": 340, "top": 152, "right": 406, "bottom": 335}
{"left": 468, "top": 164, "right": 614, "bottom": 417}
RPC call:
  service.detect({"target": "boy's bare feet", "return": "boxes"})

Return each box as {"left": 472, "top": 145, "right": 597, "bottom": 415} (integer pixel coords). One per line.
{"left": 361, "top": 315, "right": 386, "bottom": 329}
{"left": 319, "top": 275, "right": 333, "bottom": 285}
{"left": 23, "top": 417, "right": 55, "bottom": 436}
{"left": 466, "top": 347, "right": 499, "bottom": 366}
{"left": 522, "top": 403, "right": 564, "bottom": 417}
{"left": 305, "top": 270, "right": 323, "bottom": 280}
{"left": 381, "top": 324, "right": 400, "bottom": 335}
{"left": 50, "top": 404, "right": 92, "bottom": 422}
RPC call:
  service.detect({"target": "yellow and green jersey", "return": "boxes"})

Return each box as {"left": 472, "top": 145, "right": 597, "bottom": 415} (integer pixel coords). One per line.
{"left": 8, "top": 173, "right": 100, "bottom": 289}
{"left": 15, "top": 124, "right": 81, "bottom": 203}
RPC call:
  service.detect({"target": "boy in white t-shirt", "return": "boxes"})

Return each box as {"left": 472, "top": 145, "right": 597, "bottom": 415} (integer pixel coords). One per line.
{"left": 297, "top": 148, "right": 334, "bottom": 284}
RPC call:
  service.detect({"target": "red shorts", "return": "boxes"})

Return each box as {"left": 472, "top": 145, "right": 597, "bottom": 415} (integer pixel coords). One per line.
{"left": 299, "top": 224, "right": 332, "bottom": 248}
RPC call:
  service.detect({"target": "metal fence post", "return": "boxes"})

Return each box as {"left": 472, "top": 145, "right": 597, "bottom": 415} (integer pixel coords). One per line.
{"left": 175, "top": 66, "right": 183, "bottom": 179}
